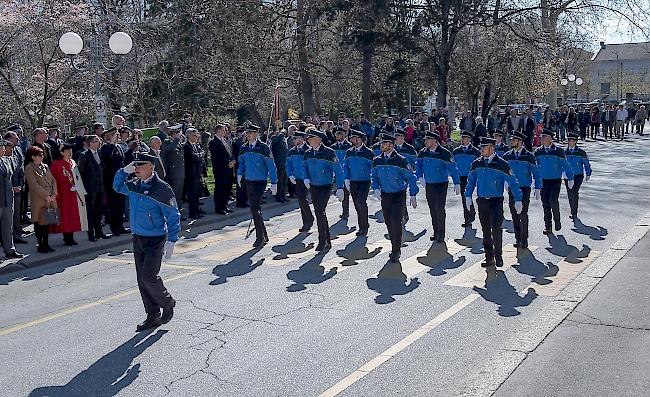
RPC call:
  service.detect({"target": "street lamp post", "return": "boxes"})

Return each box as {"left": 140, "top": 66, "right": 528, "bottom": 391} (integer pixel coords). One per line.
{"left": 59, "top": 31, "right": 133, "bottom": 126}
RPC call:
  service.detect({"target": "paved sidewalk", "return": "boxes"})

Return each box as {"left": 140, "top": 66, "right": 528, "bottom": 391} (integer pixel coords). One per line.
{"left": 494, "top": 230, "right": 650, "bottom": 397}
{"left": 0, "top": 193, "right": 295, "bottom": 275}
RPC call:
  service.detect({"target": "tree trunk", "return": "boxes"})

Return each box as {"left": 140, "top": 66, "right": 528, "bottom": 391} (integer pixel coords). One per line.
{"left": 361, "top": 42, "right": 374, "bottom": 118}
{"left": 296, "top": 0, "right": 316, "bottom": 117}
{"left": 482, "top": 80, "right": 492, "bottom": 118}
{"left": 436, "top": 60, "right": 449, "bottom": 108}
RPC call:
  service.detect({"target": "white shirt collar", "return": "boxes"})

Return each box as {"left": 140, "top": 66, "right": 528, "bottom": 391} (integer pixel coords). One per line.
{"left": 384, "top": 149, "right": 396, "bottom": 158}
{"left": 484, "top": 153, "right": 496, "bottom": 162}
{"left": 141, "top": 173, "right": 155, "bottom": 184}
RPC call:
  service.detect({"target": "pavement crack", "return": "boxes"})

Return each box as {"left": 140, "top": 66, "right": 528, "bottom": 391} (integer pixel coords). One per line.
{"left": 566, "top": 316, "right": 650, "bottom": 332}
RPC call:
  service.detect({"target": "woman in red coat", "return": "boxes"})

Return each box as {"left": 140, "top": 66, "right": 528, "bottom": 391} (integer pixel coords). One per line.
{"left": 50, "top": 143, "right": 87, "bottom": 245}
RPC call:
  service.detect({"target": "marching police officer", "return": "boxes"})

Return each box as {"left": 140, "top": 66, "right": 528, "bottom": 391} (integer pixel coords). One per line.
{"left": 303, "top": 128, "right": 344, "bottom": 251}
{"left": 332, "top": 128, "right": 352, "bottom": 219}
{"left": 415, "top": 131, "right": 460, "bottom": 243}
{"left": 493, "top": 130, "right": 508, "bottom": 157}
{"left": 113, "top": 152, "right": 181, "bottom": 332}
{"left": 534, "top": 129, "right": 575, "bottom": 234}
{"left": 453, "top": 131, "right": 480, "bottom": 227}
{"left": 237, "top": 125, "right": 278, "bottom": 248}
{"left": 371, "top": 134, "right": 419, "bottom": 263}
{"left": 286, "top": 130, "right": 314, "bottom": 232}
{"left": 464, "top": 137, "right": 523, "bottom": 268}
{"left": 395, "top": 130, "right": 417, "bottom": 223}
{"left": 342, "top": 130, "right": 374, "bottom": 236}
{"left": 564, "top": 132, "right": 592, "bottom": 221}
{"left": 503, "top": 131, "right": 542, "bottom": 249}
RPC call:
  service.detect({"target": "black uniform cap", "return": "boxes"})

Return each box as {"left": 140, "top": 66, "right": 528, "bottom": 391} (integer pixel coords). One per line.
{"left": 245, "top": 124, "right": 261, "bottom": 132}
{"left": 479, "top": 137, "right": 496, "bottom": 147}
{"left": 460, "top": 130, "right": 473, "bottom": 138}
{"left": 132, "top": 152, "right": 157, "bottom": 165}
{"left": 567, "top": 133, "right": 579, "bottom": 141}
{"left": 381, "top": 134, "right": 396, "bottom": 143}
{"left": 541, "top": 128, "right": 555, "bottom": 138}
{"left": 510, "top": 131, "right": 526, "bottom": 141}
{"left": 493, "top": 129, "right": 504, "bottom": 136}
{"left": 350, "top": 129, "right": 366, "bottom": 139}
{"left": 424, "top": 131, "right": 441, "bottom": 141}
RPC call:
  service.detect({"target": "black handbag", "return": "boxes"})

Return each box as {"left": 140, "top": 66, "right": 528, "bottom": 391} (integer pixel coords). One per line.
{"left": 41, "top": 206, "right": 60, "bottom": 225}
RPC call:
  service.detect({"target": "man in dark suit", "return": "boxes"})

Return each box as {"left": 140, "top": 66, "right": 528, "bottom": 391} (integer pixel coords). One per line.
{"left": 521, "top": 110, "right": 536, "bottom": 151}
{"left": 46, "top": 125, "right": 63, "bottom": 161}
{"left": 183, "top": 128, "right": 205, "bottom": 219}
{"left": 69, "top": 123, "right": 88, "bottom": 162}
{"left": 209, "top": 124, "right": 235, "bottom": 215}
{"left": 99, "top": 127, "right": 127, "bottom": 236}
{"left": 77, "top": 135, "right": 111, "bottom": 241}
{"left": 148, "top": 136, "right": 166, "bottom": 178}
{"left": 270, "top": 129, "right": 289, "bottom": 202}
{"left": 472, "top": 117, "right": 488, "bottom": 147}
{"left": 162, "top": 127, "right": 185, "bottom": 209}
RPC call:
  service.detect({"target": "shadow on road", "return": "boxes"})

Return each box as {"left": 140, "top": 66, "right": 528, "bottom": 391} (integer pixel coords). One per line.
{"left": 571, "top": 219, "right": 608, "bottom": 241}
{"left": 417, "top": 242, "right": 466, "bottom": 277}
{"left": 286, "top": 250, "right": 336, "bottom": 292}
{"left": 546, "top": 234, "right": 592, "bottom": 263}
{"left": 512, "top": 251, "right": 557, "bottom": 286}
{"left": 473, "top": 270, "right": 537, "bottom": 317}
{"left": 366, "top": 261, "right": 421, "bottom": 304}
{"left": 271, "top": 233, "right": 314, "bottom": 259}
{"left": 335, "top": 236, "right": 383, "bottom": 266}
{"left": 454, "top": 228, "right": 483, "bottom": 254}
{"left": 210, "top": 247, "right": 264, "bottom": 285}
{"left": 28, "top": 329, "right": 167, "bottom": 397}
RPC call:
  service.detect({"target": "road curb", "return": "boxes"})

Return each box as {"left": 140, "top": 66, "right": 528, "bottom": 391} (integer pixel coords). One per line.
{"left": 456, "top": 211, "right": 650, "bottom": 397}
{"left": 0, "top": 199, "right": 294, "bottom": 277}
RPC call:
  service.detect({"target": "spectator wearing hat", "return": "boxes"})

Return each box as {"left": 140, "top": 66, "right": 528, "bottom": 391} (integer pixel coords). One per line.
{"left": 237, "top": 125, "right": 278, "bottom": 248}
{"left": 78, "top": 135, "right": 110, "bottom": 241}
{"left": 46, "top": 125, "right": 63, "bottom": 161}
{"left": 341, "top": 129, "right": 374, "bottom": 236}
{"left": 465, "top": 137, "right": 523, "bottom": 268}
{"left": 286, "top": 130, "right": 314, "bottom": 232}
{"left": 503, "top": 131, "right": 542, "bottom": 249}
{"left": 50, "top": 143, "right": 87, "bottom": 246}
{"left": 0, "top": 139, "right": 25, "bottom": 258}
{"left": 302, "top": 128, "right": 344, "bottom": 251}
{"left": 493, "top": 130, "right": 508, "bottom": 157}
{"left": 210, "top": 124, "right": 235, "bottom": 215}
{"left": 453, "top": 131, "right": 480, "bottom": 227}
{"left": 69, "top": 123, "right": 88, "bottom": 162}
{"left": 416, "top": 131, "right": 460, "bottom": 243}
{"left": 332, "top": 127, "right": 352, "bottom": 219}
{"left": 4, "top": 129, "right": 27, "bottom": 244}
{"left": 99, "top": 127, "right": 128, "bottom": 236}
{"left": 564, "top": 133, "right": 592, "bottom": 221}
{"left": 371, "top": 134, "right": 418, "bottom": 263}
{"left": 113, "top": 152, "right": 180, "bottom": 331}
{"left": 25, "top": 146, "right": 57, "bottom": 253}
{"left": 184, "top": 128, "right": 206, "bottom": 219}
{"left": 534, "top": 129, "right": 575, "bottom": 234}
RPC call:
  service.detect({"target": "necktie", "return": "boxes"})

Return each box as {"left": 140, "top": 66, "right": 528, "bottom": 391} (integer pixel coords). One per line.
{"left": 516, "top": 152, "right": 520, "bottom": 159}
{"left": 546, "top": 148, "right": 549, "bottom": 154}
{"left": 93, "top": 151, "right": 100, "bottom": 165}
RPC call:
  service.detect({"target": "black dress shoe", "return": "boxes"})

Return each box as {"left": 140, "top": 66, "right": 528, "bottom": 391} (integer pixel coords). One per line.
{"left": 5, "top": 252, "right": 25, "bottom": 259}
{"left": 161, "top": 300, "right": 176, "bottom": 324}
{"left": 215, "top": 210, "right": 228, "bottom": 215}
{"left": 14, "top": 239, "right": 28, "bottom": 244}
{"left": 481, "top": 258, "right": 496, "bottom": 268}
{"left": 340, "top": 214, "right": 349, "bottom": 219}
{"left": 555, "top": 223, "right": 562, "bottom": 231}
{"left": 253, "top": 239, "right": 266, "bottom": 248}
{"left": 136, "top": 315, "right": 163, "bottom": 332}
{"left": 430, "top": 236, "right": 437, "bottom": 242}
{"left": 315, "top": 242, "right": 331, "bottom": 251}
{"left": 495, "top": 257, "right": 504, "bottom": 268}
{"left": 513, "top": 242, "right": 519, "bottom": 248}
{"left": 389, "top": 251, "right": 401, "bottom": 263}
{"left": 461, "top": 222, "right": 471, "bottom": 228}
{"left": 119, "top": 227, "right": 130, "bottom": 234}
{"left": 98, "top": 233, "right": 112, "bottom": 239}
{"left": 89, "top": 236, "right": 97, "bottom": 242}
{"left": 356, "top": 229, "right": 368, "bottom": 236}
{"left": 111, "top": 230, "right": 121, "bottom": 237}
{"left": 543, "top": 229, "right": 552, "bottom": 235}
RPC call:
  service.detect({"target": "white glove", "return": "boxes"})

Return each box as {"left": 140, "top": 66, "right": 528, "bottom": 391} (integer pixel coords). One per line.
{"left": 418, "top": 177, "right": 426, "bottom": 186}
{"left": 70, "top": 185, "right": 77, "bottom": 192}
{"left": 374, "top": 189, "right": 381, "bottom": 199}
{"left": 344, "top": 179, "right": 351, "bottom": 191}
{"left": 123, "top": 162, "right": 136, "bottom": 174}
{"left": 237, "top": 175, "right": 242, "bottom": 187}
{"left": 164, "top": 241, "right": 175, "bottom": 260}
{"left": 514, "top": 201, "right": 523, "bottom": 214}
{"left": 336, "top": 188, "right": 344, "bottom": 201}
{"left": 410, "top": 196, "right": 417, "bottom": 209}
{"left": 567, "top": 179, "right": 575, "bottom": 189}
{"left": 289, "top": 176, "right": 296, "bottom": 185}
{"left": 504, "top": 181, "right": 509, "bottom": 191}
{"left": 304, "top": 179, "right": 310, "bottom": 189}
{"left": 534, "top": 189, "right": 541, "bottom": 200}
{"left": 270, "top": 184, "right": 277, "bottom": 195}
{"left": 465, "top": 197, "right": 472, "bottom": 209}
{"left": 585, "top": 175, "right": 590, "bottom": 182}
{"left": 454, "top": 185, "right": 460, "bottom": 195}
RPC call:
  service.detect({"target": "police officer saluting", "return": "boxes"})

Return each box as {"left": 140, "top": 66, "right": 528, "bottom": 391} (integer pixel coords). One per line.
{"left": 237, "top": 125, "right": 278, "bottom": 248}
{"left": 534, "top": 129, "right": 575, "bottom": 234}
{"left": 503, "top": 131, "right": 542, "bottom": 249}
{"left": 371, "top": 134, "right": 419, "bottom": 263}
{"left": 342, "top": 130, "right": 374, "bottom": 236}
{"left": 303, "top": 127, "right": 344, "bottom": 251}
{"left": 453, "top": 130, "right": 480, "bottom": 227}
{"left": 564, "top": 132, "right": 592, "bottom": 221}
{"left": 464, "top": 137, "right": 523, "bottom": 268}
{"left": 416, "top": 131, "right": 460, "bottom": 243}
{"left": 113, "top": 152, "right": 181, "bottom": 332}
{"left": 332, "top": 128, "right": 352, "bottom": 220}
{"left": 286, "top": 130, "right": 314, "bottom": 232}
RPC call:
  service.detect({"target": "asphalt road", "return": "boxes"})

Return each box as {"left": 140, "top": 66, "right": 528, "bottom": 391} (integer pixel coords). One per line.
{"left": 1, "top": 134, "right": 649, "bottom": 397}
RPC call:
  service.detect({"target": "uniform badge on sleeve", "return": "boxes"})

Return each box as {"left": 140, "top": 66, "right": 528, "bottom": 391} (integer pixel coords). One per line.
{"left": 170, "top": 197, "right": 178, "bottom": 208}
